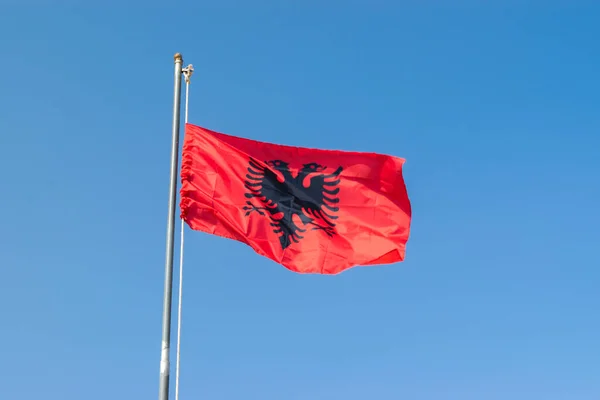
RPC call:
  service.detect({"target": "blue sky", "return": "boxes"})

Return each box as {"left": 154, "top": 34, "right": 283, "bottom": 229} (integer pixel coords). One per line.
{"left": 1, "top": 2, "right": 599, "bottom": 399}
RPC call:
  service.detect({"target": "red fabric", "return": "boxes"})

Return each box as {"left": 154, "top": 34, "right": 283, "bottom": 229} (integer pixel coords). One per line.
{"left": 180, "top": 123, "right": 412, "bottom": 274}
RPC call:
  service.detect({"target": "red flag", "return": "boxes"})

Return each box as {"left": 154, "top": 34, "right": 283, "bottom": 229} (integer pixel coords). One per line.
{"left": 180, "top": 123, "right": 412, "bottom": 274}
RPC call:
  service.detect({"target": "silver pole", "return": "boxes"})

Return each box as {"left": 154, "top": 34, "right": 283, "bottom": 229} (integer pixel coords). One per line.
{"left": 159, "top": 52, "right": 183, "bottom": 400}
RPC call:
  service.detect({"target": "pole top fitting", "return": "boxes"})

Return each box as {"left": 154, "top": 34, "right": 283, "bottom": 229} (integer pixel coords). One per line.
{"left": 174, "top": 53, "right": 183, "bottom": 63}
{"left": 182, "top": 64, "right": 194, "bottom": 84}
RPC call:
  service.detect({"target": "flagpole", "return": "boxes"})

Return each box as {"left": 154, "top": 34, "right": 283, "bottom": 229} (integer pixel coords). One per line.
{"left": 159, "top": 52, "right": 184, "bottom": 400}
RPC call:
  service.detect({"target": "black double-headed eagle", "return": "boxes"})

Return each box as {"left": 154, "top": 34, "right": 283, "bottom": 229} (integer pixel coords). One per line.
{"left": 243, "top": 157, "right": 343, "bottom": 249}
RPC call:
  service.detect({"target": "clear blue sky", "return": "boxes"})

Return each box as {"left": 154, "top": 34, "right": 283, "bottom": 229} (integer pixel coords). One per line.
{"left": 1, "top": 2, "right": 599, "bottom": 399}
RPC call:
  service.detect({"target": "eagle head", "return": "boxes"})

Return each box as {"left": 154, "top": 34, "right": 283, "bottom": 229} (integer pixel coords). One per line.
{"left": 266, "top": 160, "right": 290, "bottom": 171}
{"left": 300, "top": 162, "right": 326, "bottom": 174}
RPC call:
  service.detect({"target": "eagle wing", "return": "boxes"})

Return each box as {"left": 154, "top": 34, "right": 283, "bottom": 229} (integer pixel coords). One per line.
{"left": 244, "top": 157, "right": 285, "bottom": 216}
{"left": 296, "top": 166, "right": 343, "bottom": 227}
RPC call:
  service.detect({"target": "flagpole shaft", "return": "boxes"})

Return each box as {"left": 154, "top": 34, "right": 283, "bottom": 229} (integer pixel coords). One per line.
{"left": 159, "top": 52, "right": 184, "bottom": 400}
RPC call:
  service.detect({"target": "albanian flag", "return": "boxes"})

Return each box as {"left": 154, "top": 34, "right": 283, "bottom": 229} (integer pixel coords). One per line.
{"left": 180, "top": 123, "right": 412, "bottom": 274}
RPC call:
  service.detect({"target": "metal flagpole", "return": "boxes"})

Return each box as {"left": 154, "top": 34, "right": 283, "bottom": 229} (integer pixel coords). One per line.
{"left": 158, "top": 52, "right": 184, "bottom": 400}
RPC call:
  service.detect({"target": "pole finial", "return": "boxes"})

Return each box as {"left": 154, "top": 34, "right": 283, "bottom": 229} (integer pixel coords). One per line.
{"left": 174, "top": 53, "right": 183, "bottom": 63}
